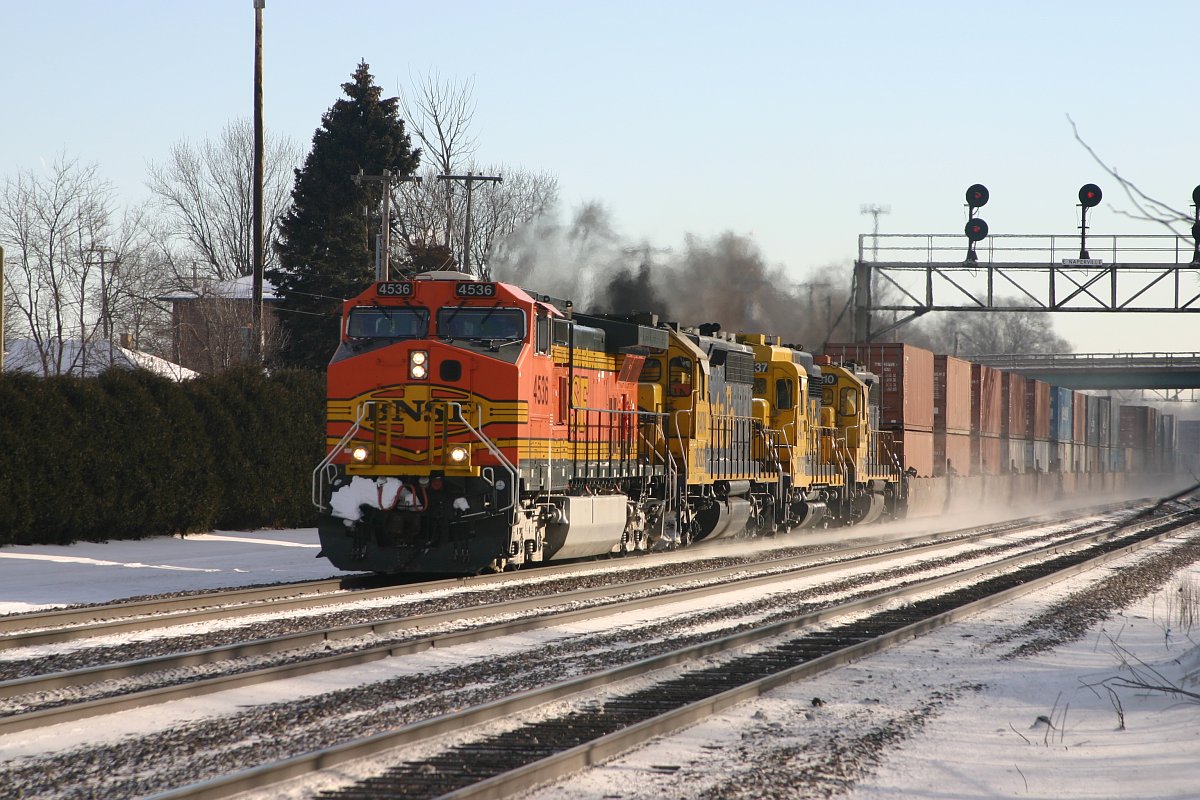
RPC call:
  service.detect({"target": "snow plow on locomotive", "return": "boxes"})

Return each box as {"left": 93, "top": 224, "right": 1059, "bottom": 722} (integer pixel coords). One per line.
{"left": 313, "top": 271, "right": 908, "bottom": 574}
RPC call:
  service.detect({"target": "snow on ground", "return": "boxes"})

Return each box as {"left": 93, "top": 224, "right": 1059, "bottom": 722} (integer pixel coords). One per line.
{"left": 4, "top": 497, "right": 1197, "bottom": 799}
{"left": 0, "top": 529, "right": 344, "bottom": 614}
{"left": 519, "top": 535, "right": 1200, "bottom": 800}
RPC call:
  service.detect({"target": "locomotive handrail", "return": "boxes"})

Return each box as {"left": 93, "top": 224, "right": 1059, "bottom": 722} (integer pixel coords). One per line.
{"left": 311, "top": 401, "right": 372, "bottom": 511}
{"left": 444, "top": 401, "right": 517, "bottom": 515}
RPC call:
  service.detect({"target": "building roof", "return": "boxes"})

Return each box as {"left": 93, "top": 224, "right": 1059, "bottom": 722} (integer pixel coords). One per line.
{"left": 159, "top": 274, "right": 280, "bottom": 302}
{"left": 2, "top": 339, "right": 198, "bottom": 381}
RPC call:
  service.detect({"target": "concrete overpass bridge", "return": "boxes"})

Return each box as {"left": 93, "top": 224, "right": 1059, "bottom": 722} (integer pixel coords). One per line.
{"left": 971, "top": 352, "right": 1200, "bottom": 390}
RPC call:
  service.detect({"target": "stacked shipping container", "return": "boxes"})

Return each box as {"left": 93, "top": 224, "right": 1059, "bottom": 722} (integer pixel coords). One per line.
{"left": 1001, "top": 372, "right": 1027, "bottom": 473}
{"left": 971, "top": 364, "right": 1003, "bottom": 475}
{"left": 933, "top": 355, "right": 972, "bottom": 476}
{"left": 1024, "top": 379, "right": 1051, "bottom": 473}
{"left": 824, "top": 343, "right": 935, "bottom": 476}
{"left": 1120, "top": 405, "right": 1160, "bottom": 473}
{"left": 1050, "top": 386, "right": 1074, "bottom": 473}
{"left": 1178, "top": 420, "right": 1200, "bottom": 474}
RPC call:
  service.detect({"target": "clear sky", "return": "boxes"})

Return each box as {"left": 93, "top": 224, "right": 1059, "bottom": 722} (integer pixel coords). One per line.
{"left": 3, "top": 0, "right": 1198, "bottom": 353}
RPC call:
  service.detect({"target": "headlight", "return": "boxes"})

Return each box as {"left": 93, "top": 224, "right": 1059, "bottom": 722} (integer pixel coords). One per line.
{"left": 448, "top": 445, "right": 469, "bottom": 463}
{"left": 351, "top": 446, "right": 370, "bottom": 462}
{"left": 409, "top": 350, "right": 429, "bottom": 379}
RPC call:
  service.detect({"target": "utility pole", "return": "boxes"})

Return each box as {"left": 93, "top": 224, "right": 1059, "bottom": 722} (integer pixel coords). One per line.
{"left": 88, "top": 247, "right": 118, "bottom": 364}
{"left": 438, "top": 172, "right": 502, "bottom": 277}
{"left": 354, "top": 171, "right": 421, "bottom": 281}
{"left": 859, "top": 203, "right": 890, "bottom": 261}
{"left": 0, "top": 245, "right": 5, "bottom": 372}
{"left": 251, "top": 0, "right": 265, "bottom": 365}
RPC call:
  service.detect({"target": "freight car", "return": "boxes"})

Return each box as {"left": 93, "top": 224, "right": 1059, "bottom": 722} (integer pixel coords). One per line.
{"left": 312, "top": 271, "right": 905, "bottom": 574}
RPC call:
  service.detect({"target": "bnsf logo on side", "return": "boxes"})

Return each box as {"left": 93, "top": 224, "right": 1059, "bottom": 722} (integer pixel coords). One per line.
{"left": 455, "top": 283, "right": 496, "bottom": 297}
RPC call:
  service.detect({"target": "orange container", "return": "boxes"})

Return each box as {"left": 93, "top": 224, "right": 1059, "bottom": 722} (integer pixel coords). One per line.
{"left": 1024, "top": 379, "right": 1051, "bottom": 441}
{"left": 1001, "top": 372, "right": 1027, "bottom": 439}
{"left": 934, "top": 430, "right": 972, "bottom": 477}
{"left": 824, "top": 343, "right": 934, "bottom": 431}
{"left": 934, "top": 355, "right": 971, "bottom": 433}
{"left": 971, "top": 364, "right": 1002, "bottom": 437}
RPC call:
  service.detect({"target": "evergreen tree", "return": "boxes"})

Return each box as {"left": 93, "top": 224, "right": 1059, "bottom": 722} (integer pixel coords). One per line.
{"left": 269, "top": 62, "right": 421, "bottom": 370}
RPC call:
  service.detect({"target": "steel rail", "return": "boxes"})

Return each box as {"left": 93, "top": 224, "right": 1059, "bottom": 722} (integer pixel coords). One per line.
{"left": 140, "top": 507, "right": 1200, "bottom": 800}
{"left": 0, "top": 500, "right": 1139, "bottom": 649}
{"left": 0, "top": 505, "right": 1130, "bottom": 735}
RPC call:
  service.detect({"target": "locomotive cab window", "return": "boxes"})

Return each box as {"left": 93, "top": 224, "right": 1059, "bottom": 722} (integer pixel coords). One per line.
{"left": 347, "top": 307, "right": 429, "bottom": 339}
{"left": 838, "top": 387, "right": 858, "bottom": 417}
{"left": 668, "top": 357, "right": 693, "bottom": 397}
{"left": 640, "top": 358, "right": 662, "bottom": 382}
{"left": 437, "top": 307, "right": 526, "bottom": 341}
{"left": 775, "top": 378, "right": 795, "bottom": 410}
{"left": 535, "top": 313, "right": 551, "bottom": 354}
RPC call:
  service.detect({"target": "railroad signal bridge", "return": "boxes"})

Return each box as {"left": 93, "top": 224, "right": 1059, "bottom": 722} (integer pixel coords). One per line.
{"left": 852, "top": 232, "right": 1200, "bottom": 342}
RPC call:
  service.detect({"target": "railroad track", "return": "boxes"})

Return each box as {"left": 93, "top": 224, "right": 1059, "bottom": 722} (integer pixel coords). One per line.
{"left": 0, "top": 503, "right": 1133, "bottom": 735}
{"left": 0, "top": 499, "right": 1138, "bottom": 651}
{"left": 147, "top": 501, "right": 1200, "bottom": 800}
{"left": 2, "top": 498, "right": 1192, "bottom": 799}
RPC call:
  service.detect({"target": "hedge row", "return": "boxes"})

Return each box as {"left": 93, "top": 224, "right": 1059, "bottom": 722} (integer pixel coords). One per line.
{"left": 0, "top": 367, "right": 326, "bottom": 546}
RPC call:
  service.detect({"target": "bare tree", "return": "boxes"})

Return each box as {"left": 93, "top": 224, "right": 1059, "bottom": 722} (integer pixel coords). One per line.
{"left": 1, "top": 157, "right": 111, "bottom": 374}
{"left": 0, "top": 156, "right": 172, "bottom": 374}
{"left": 1069, "top": 115, "right": 1193, "bottom": 236}
{"left": 907, "top": 300, "right": 1073, "bottom": 357}
{"left": 147, "top": 119, "right": 300, "bottom": 284}
{"left": 394, "top": 73, "right": 558, "bottom": 278}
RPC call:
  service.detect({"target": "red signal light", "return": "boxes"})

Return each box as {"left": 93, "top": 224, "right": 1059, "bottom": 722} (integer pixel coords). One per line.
{"left": 965, "top": 219, "right": 989, "bottom": 242}
{"left": 965, "top": 184, "right": 989, "bottom": 209}
{"left": 1078, "top": 184, "right": 1102, "bottom": 208}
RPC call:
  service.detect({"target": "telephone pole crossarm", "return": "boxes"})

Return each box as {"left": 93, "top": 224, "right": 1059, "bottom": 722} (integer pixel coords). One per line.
{"left": 437, "top": 172, "right": 502, "bottom": 276}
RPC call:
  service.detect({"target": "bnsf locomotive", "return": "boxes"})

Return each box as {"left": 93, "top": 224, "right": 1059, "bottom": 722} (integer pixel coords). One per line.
{"left": 313, "top": 271, "right": 907, "bottom": 573}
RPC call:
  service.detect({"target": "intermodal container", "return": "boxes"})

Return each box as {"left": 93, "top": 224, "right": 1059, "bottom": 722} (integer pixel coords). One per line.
{"left": 1025, "top": 439, "right": 1051, "bottom": 473}
{"left": 1073, "top": 392, "right": 1088, "bottom": 444}
{"left": 971, "top": 364, "right": 1003, "bottom": 436}
{"left": 1107, "top": 399, "right": 1122, "bottom": 448}
{"left": 1050, "top": 387, "right": 1073, "bottom": 443}
{"left": 824, "top": 343, "right": 935, "bottom": 431}
{"left": 1085, "top": 395, "right": 1101, "bottom": 446}
{"left": 1001, "top": 372, "right": 1027, "bottom": 439}
{"left": 933, "top": 355, "right": 972, "bottom": 433}
{"left": 1025, "top": 379, "right": 1051, "bottom": 441}
{"left": 1119, "top": 406, "right": 1158, "bottom": 449}
{"left": 1178, "top": 421, "right": 1200, "bottom": 474}
{"left": 883, "top": 429, "right": 934, "bottom": 477}
{"left": 972, "top": 434, "right": 1004, "bottom": 475}
{"left": 1052, "top": 440, "right": 1074, "bottom": 473}
{"left": 934, "top": 430, "right": 972, "bottom": 477}
{"left": 1160, "top": 414, "right": 1177, "bottom": 472}
{"left": 1095, "top": 396, "right": 1112, "bottom": 446}
{"left": 1003, "top": 435, "right": 1026, "bottom": 473}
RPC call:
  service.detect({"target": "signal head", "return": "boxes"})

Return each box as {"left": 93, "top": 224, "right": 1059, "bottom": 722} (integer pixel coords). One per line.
{"left": 1192, "top": 221, "right": 1200, "bottom": 240}
{"left": 965, "top": 184, "right": 990, "bottom": 209}
{"left": 1078, "top": 183, "right": 1102, "bottom": 208}
{"left": 1192, "top": 185, "right": 1200, "bottom": 207}
{"left": 964, "top": 218, "right": 989, "bottom": 242}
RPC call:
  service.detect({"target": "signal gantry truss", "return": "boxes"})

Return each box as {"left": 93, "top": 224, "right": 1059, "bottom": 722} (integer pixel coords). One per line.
{"left": 852, "top": 233, "right": 1200, "bottom": 341}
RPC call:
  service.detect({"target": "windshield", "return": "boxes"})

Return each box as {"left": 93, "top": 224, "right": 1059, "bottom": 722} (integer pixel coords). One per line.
{"left": 346, "top": 307, "right": 430, "bottom": 339}
{"left": 437, "top": 307, "right": 526, "bottom": 340}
